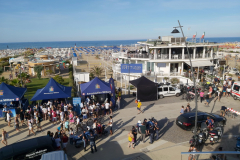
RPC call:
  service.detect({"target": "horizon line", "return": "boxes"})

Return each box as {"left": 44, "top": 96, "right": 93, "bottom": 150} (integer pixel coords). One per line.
{"left": 1, "top": 36, "right": 240, "bottom": 44}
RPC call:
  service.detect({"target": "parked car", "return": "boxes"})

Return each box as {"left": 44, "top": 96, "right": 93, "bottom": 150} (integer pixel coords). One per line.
{"left": 41, "top": 151, "right": 68, "bottom": 160}
{"left": 229, "top": 68, "right": 240, "bottom": 75}
{"left": 232, "top": 81, "right": 240, "bottom": 100}
{"left": 158, "top": 85, "right": 181, "bottom": 98}
{"left": 0, "top": 136, "right": 54, "bottom": 160}
{"left": 176, "top": 111, "right": 226, "bottom": 131}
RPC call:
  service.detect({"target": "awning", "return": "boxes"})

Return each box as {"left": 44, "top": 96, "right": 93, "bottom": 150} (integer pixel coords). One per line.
{"left": 184, "top": 60, "right": 214, "bottom": 67}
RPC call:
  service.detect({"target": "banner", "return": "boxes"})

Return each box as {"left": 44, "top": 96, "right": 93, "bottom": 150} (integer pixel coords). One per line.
{"left": 121, "top": 64, "right": 142, "bottom": 73}
{"left": 73, "top": 97, "right": 81, "bottom": 115}
{"left": 109, "top": 78, "right": 115, "bottom": 108}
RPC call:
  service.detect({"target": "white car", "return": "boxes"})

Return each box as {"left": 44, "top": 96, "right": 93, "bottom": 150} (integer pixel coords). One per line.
{"left": 229, "top": 68, "right": 240, "bottom": 75}
{"left": 158, "top": 85, "right": 181, "bottom": 98}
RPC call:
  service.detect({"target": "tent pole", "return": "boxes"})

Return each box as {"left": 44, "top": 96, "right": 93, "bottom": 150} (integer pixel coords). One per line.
{"left": 125, "top": 75, "right": 126, "bottom": 95}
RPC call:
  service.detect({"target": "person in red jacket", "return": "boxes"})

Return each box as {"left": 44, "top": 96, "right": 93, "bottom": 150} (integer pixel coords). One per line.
{"left": 61, "top": 133, "right": 68, "bottom": 154}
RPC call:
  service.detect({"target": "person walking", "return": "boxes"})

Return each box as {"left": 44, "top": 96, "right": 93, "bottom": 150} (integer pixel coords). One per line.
{"left": 199, "top": 90, "right": 204, "bottom": 103}
{"left": 19, "top": 109, "right": 25, "bottom": 126}
{"left": 117, "top": 97, "right": 121, "bottom": 110}
{"left": 222, "top": 84, "right": 227, "bottom": 97}
{"left": 132, "top": 126, "right": 137, "bottom": 146}
{"left": 214, "top": 89, "right": 221, "bottom": 102}
{"left": 180, "top": 106, "right": 184, "bottom": 114}
{"left": 108, "top": 116, "right": 113, "bottom": 135}
{"left": 14, "top": 117, "right": 20, "bottom": 132}
{"left": 149, "top": 123, "right": 155, "bottom": 144}
{"left": 204, "top": 94, "right": 210, "bottom": 107}
{"left": 137, "top": 100, "right": 143, "bottom": 114}
{"left": 1, "top": 129, "right": 8, "bottom": 146}
{"left": 28, "top": 117, "right": 36, "bottom": 136}
{"left": 127, "top": 131, "right": 135, "bottom": 149}
{"left": 105, "top": 101, "right": 110, "bottom": 115}
{"left": 226, "top": 86, "right": 231, "bottom": 97}
{"left": 208, "top": 86, "right": 213, "bottom": 98}
{"left": 54, "top": 132, "right": 61, "bottom": 150}
{"left": 2, "top": 105, "right": 8, "bottom": 122}
{"left": 109, "top": 101, "right": 113, "bottom": 115}
{"left": 6, "top": 111, "right": 11, "bottom": 127}
{"left": 89, "top": 132, "right": 97, "bottom": 153}
{"left": 139, "top": 122, "right": 146, "bottom": 143}
{"left": 61, "top": 133, "right": 69, "bottom": 154}
{"left": 154, "top": 121, "right": 160, "bottom": 140}
{"left": 36, "top": 113, "right": 43, "bottom": 132}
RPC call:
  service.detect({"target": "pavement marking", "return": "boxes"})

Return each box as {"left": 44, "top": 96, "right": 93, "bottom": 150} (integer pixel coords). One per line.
{"left": 140, "top": 140, "right": 168, "bottom": 151}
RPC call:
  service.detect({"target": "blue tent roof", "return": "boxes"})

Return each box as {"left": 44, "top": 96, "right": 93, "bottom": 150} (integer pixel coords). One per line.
{"left": 31, "top": 78, "right": 72, "bottom": 101}
{"left": 73, "top": 53, "right": 77, "bottom": 57}
{"left": 80, "top": 77, "right": 111, "bottom": 96}
{"left": 0, "top": 83, "right": 27, "bottom": 102}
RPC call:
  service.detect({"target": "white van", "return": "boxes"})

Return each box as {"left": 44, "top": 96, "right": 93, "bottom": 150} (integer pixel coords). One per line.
{"left": 158, "top": 85, "right": 181, "bottom": 98}
{"left": 41, "top": 151, "right": 68, "bottom": 160}
{"left": 232, "top": 81, "right": 240, "bottom": 100}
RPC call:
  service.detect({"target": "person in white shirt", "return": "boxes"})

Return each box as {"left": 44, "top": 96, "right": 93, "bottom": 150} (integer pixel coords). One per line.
{"left": 226, "top": 86, "right": 232, "bottom": 97}
{"left": 42, "top": 107, "right": 47, "bottom": 120}
{"left": 80, "top": 102, "right": 84, "bottom": 109}
{"left": 64, "top": 104, "right": 68, "bottom": 118}
{"left": 6, "top": 111, "right": 11, "bottom": 127}
{"left": 105, "top": 102, "right": 110, "bottom": 115}
{"left": 82, "top": 107, "right": 88, "bottom": 121}
{"left": 108, "top": 116, "right": 113, "bottom": 135}
{"left": 60, "top": 109, "right": 64, "bottom": 122}
{"left": 47, "top": 106, "right": 51, "bottom": 120}
{"left": 47, "top": 101, "right": 52, "bottom": 108}
{"left": 88, "top": 104, "right": 93, "bottom": 117}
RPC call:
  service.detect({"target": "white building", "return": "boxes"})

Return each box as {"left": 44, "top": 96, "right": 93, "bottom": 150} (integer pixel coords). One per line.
{"left": 112, "top": 36, "right": 222, "bottom": 85}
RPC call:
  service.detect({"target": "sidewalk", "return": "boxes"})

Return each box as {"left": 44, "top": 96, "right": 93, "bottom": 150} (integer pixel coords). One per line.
{"left": 0, "top": 96, "right": 239, "bottom": 160}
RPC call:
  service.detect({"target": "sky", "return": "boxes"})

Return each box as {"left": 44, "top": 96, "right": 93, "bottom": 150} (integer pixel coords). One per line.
{"left": 0, "top": 0, "right": 240, "bottom": 43}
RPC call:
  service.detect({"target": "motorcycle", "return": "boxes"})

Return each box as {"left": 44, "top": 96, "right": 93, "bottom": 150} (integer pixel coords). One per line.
{"left": 208, "top": 124, "right": 223, "bottom": 145}
{"left": 198, "top": 122, "right": 208, "bottom": 145}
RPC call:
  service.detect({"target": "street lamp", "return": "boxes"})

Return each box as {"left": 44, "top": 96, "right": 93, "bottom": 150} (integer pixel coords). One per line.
{"left": 17, "top": 62, "right": 23, "bottom": 87}
{"left": 128, "top": 57, "right": 131, "bottom": 95}
{"left": 171, "top": 20, "right": 198, "bottom": 137}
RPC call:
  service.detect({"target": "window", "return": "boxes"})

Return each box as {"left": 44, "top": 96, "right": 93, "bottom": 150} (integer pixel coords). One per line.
{"left": 169, "top": 87, "right": 175, "bottom": 91}
{"left": 163, "top": 87, "right": 168, "bottom": 91}
{"left": 158, "top": 88, "right": 162, "bottom": 92}
{"left": 233, "top": 85, "right": 240, "bottom": 92}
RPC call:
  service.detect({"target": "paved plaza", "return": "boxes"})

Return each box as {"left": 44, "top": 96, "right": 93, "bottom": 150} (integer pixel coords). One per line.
{"left": 1, "top": 95, "right": 240, "bottom": 160}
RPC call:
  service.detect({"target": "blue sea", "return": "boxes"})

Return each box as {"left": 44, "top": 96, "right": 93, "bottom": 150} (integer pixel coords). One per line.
{"left": 0, "top": 37, "right": 240, "bottom": 50}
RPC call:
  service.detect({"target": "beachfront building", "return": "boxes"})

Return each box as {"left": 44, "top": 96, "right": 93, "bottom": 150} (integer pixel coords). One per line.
{"left": 112, "top": 36, "right": 221, "bottom": 85}
{"left": 28, "top": 56, "right": 56, "bottom": 76}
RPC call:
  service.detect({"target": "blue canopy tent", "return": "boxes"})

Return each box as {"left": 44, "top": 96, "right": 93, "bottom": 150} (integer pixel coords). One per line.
{"left": 80, "top": 77, "right": 111, "bottom": 96}
{"left": 31, "top": 78, "right": 72, "bottom": 101}
{"left": 0, "top": 82, "right": 27, "bottom": 105}
{"left": 73, "top": 53, "right": 77, "bottom": 57}
{"left": 0, "top": 83, "right": 28, "bottom": 117}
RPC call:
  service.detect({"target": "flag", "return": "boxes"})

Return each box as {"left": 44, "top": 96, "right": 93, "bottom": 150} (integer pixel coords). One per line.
{"left": 192, "top": 32, "right": 197, "bottom": 39}
{"left": 201, "top": 32, "right": 205, "bottom": 39}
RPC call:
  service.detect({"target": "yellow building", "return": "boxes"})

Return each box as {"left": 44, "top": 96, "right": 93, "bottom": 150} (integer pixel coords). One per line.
{"left": 28, "top": 59, "right": 56, "bottom": 76}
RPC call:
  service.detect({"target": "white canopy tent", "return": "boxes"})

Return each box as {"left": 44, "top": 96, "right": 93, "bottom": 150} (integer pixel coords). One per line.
{"left": 184, "top": 60, "right": 214, "bottom": 81}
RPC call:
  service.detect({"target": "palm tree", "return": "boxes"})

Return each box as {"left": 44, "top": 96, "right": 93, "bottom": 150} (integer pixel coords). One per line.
{"left": 17, "top": 72, "right": 30, "bottom": 85}
{"left": 10, "top": 79, "right": 20, "bottom": 87}
{"left": 90, "top": 66, "right": 103, "bottom": 78}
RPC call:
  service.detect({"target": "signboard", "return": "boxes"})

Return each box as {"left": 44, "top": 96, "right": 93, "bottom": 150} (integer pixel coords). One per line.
{"left": 73, "top": 97, "right": 81, "bottom": 115}
{"left": 157, "top": 63, "right": 166, "bottom": 67}
{"left": 0, "top": 108, "right": 16, "bottom": 118}
{"left": 121, "top": 64, "right": 142, "bottom": 73}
